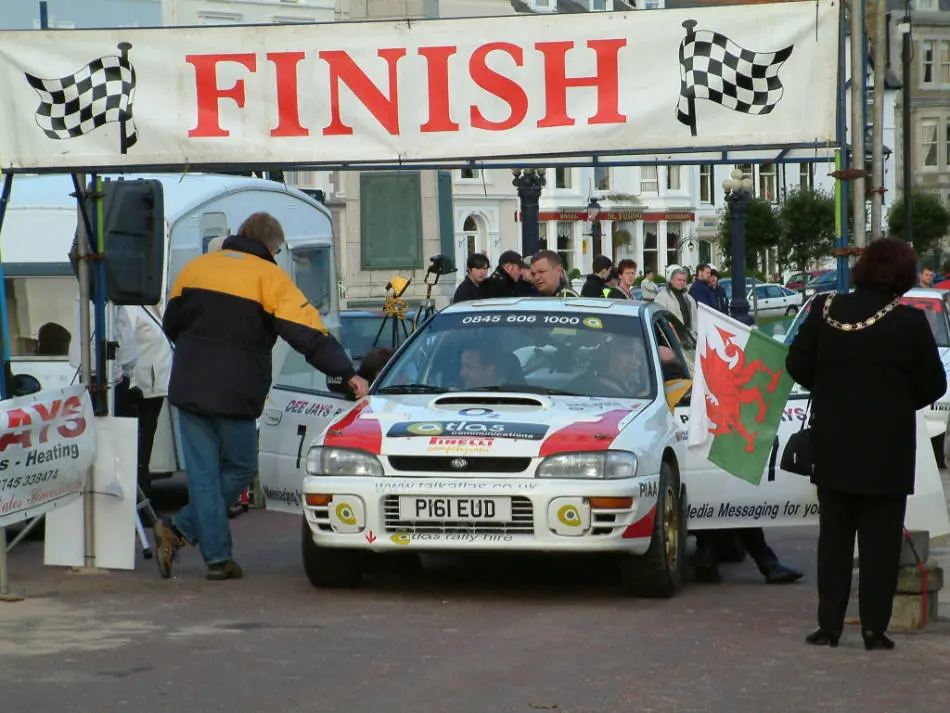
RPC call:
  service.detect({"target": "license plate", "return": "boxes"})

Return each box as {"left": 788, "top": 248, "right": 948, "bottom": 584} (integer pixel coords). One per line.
{"left": 398, "top": 496, "right": 512, "bottom": 522}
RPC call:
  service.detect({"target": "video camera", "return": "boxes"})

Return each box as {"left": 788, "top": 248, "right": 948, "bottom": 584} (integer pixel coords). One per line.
{"left": 427, "top": 254, "right": 457, "bottom": 276}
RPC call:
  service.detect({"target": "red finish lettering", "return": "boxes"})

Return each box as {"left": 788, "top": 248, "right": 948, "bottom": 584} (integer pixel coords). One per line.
{"left": 321, "top": 49, "right": 407, "bottom": 136}
{"left": 33, "top": 399, "right": 62, "bottom": 423}
{"left": 186, "top": 53, "right": 258, "bottom": 138}
{"left": 267, "top": 52, "right": 309, "bottom": 137}
{"left": 469, "top": 43, "right": 528, "bottom": 132}
{"left": 57, "top": 395, "right": 86, "bottom": 438}
{"left": 535, "top": 39, "right": 627, "bottom": 128}
{"left": 419, "top": 46, "right": 460, "bottom": 133}
{"left": 0, "top": 430, "right": 31, "bottom": 451}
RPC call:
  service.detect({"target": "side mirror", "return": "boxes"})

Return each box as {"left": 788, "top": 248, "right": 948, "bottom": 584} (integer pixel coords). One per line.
{"left": 9, "top": 374, "right": 42, "bottom": 397}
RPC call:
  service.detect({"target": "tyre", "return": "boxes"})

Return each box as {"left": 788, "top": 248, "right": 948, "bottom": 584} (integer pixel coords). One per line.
{"left": 785, "top": 306, "right": 798, "bottom": 317}
{"left": 301, "top": 517, "right": 365, "bottom": 588}
{"left": 619, "top": 461, "right": 684, "bottom": 597}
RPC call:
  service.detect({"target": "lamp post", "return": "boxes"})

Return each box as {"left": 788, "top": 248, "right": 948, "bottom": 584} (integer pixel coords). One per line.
{"left": 722, "top": 168, "right": 755, "bottom": 325}
{"left": 587, "top": 196, "right": 603, "bottom": 257}
{"left": 512, "top": 168, "right": 546, "bottom": 256}
{"left": 899, "top": 6, "right": 913, "bottom": 243}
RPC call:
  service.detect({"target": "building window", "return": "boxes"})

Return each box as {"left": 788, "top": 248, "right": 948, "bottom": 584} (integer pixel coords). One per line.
{"left": 555, "top": 167, "right": 573, "bottom": 189}
{"left": 459, "top": 168, "right": 480, "bottom": 180}
{"left": 556, "top": 222, "right": 574, "bottom": 272}
{"left": 666, "top": 223, "right": 682, "bottom": 269}
{"left": 945, "top": 120, "right": 950, "bottom": 167}
{"left": 643, "top": 222, "right": 658, "bottom": 275}
{"left": 594, "top": 166, "right": 610, "bottom": 191}
{"left": 640, "top": 166, "right": 658, "bottom": 194}
{"left": 799, "top": 163, "right": 813, "bottom": 191}
{"left": 590, "top": 0, "right": 608, "bottom": 9}
{"left": 923, "top": 40, "right": 935, "bottom": 85}
{"left": 759, "top": 162, "right": 777, "bottom": 201}
{"left": 921, "top": 119, "right": 939, "bottom": 167}
{"left": 539, "top": 222, "right": 549, "bottom": 252}
{"left": 666, "top": 166, "right": 682, "bottom": 191}
{"left": 918, "top": 0, "right": 938, "bottom": 8}
{"left": 699, "top": 165, "right": 713, "bottom": 204}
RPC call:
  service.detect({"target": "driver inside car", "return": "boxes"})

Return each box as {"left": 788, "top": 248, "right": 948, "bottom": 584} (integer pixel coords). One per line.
{"left": 458, "top": 345, "right": 522, "bottom": 390}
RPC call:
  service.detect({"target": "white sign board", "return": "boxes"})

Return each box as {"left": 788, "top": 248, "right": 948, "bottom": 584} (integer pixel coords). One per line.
{"left": 0, "top": 385, "right": 95, "bottom": 528}
{"left": 0, "top": 2, "right": 838, "bottom": 170}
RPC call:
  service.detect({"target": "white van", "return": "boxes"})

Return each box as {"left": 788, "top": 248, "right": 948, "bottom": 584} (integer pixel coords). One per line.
{"left": 0, "top": 172, "right": 339, "bottom": 474}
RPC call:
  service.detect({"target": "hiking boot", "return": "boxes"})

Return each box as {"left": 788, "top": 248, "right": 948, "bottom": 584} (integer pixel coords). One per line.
{"left": 206, "top": 560, "right": 243, "bottom": 581}
{"left": 154, "top": 519, "right": 186, "bottom": 579}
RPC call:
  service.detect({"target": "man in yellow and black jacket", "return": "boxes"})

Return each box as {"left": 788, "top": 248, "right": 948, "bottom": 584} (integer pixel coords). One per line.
{"left": 153, "top": 212, "right": 368, "bottom": 582}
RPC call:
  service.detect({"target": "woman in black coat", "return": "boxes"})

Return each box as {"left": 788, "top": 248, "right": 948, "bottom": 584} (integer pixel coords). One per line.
{"left": 786, "top": 238, "right": 947, "bottom": 651}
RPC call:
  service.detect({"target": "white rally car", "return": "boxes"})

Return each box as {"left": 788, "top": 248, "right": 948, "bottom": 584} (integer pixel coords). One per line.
{"left": 257, "top": 297, "right": 840, "bottom": 597}
{"left": 297, "top": 298, "right": 693, "bottom": 597}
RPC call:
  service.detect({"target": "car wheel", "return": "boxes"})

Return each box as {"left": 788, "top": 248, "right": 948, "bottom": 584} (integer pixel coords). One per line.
{"left": 301, "top": 517, "right": 365, "bottom": 588}
{"left": 785, "top": 306, "right": 798, "bottom": 317}
{"left": 618, "top": 461, "right": 684, "bottom": 598}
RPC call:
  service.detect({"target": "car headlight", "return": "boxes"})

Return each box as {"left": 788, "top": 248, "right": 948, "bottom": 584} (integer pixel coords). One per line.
{"left": 306, "top": 446, "right": 383, "bottom": 476}
{"left": 536, "top": 451, "right": 637, "bottom": 479}
{"left": 804, "top": 288, "right": 816, "bottom": 297}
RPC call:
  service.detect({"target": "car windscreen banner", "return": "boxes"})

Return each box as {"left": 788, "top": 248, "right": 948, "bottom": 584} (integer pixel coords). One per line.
{"left": 0, "top": 2, "right": 837, "bottom": 171}
{"left": 0, "top": 386, "right": 95, "bottom": 529}
{"left": 434, "top": 311, "right": 638, "bottom": 335}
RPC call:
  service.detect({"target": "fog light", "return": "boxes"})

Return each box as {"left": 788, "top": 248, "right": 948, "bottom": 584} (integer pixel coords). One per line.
{"left": 547, "top": 497, "right": 591, "bottom": 537}
{"left": 328, "top": 495, "right": 365, "bottom": 533}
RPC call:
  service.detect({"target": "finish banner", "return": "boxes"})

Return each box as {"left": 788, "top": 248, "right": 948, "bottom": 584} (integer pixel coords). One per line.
{"left": 0, "top": 386, "right": 95, "bottom": 529}
{"left": 0, "top": 1, "right": 837, "bottom": 171}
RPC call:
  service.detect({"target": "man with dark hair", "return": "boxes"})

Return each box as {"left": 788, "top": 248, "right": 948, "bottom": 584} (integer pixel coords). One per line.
{"left": 602, "top": 268, "right": 628, "bottom": 299}
{"left": 482, "top": 250, "right": 532, "bottom": 298}
{"left": 689, "top": 263, "right": 718, "bottom": 309}
{"left": 709, "top": 269, "right": 729, "bottom": 313}
{"left": 357, "top": 346, "right": 395, "bottom": 384}
{"left": 452, "top": 253, "right": 490, "bottom": 303}
{"left": 617, "top": 259, "right": 638, "bottom": 298}
{"left": 154, "top": 211, "right": 367, "bottom": 581}
{"left": 531, "top": 250, "right": 579, "bottom": 297}
{"left": 581, "top": 255, "right": 613, "bottom": 297}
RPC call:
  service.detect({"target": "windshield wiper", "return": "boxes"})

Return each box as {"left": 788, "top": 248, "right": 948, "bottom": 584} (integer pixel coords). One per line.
{"left": 465, "top": 384, "right": 583, "bottom": 396}
{"left": 376, "top": 384, "right": 449, "bottom": 394}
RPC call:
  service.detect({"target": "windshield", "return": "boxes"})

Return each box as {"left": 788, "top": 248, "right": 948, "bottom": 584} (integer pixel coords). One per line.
{"left": 375, "top": 310, "right": 657, "bottom": 399}
{"left": 784, "top": 294, "right": 950, "bottom": 348}
{"left": 292, "top": 247, "right": 332, "bottom": 315}
{"left": 806, "top": 272, "right": 836, "bottom": 287}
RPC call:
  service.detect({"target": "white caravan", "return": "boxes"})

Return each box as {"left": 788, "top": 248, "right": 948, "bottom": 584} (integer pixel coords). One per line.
{"left": 0, "top": 172, "right": 339, "bottom": 474}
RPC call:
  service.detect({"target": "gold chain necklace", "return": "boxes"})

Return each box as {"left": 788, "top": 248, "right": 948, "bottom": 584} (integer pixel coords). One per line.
{"left": 821, "top": 291, "right": 901, "bottom": 332}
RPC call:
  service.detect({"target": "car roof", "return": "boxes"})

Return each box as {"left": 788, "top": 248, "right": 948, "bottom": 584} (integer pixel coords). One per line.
{"left": 439, "top": 296, "right": 654, "bottom": 317}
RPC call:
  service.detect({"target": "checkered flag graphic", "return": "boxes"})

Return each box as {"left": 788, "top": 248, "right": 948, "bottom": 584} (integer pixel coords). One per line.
{"left": 24, "top": 43, "right": 137, "bottom": 153}
{"left": 676, "top": 21, "right": 793, "bottom": 137}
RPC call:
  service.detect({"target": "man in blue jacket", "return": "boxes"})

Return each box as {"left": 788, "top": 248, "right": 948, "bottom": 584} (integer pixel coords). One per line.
{"left": 689, "top": 263, "right": 718, "bottom": 310}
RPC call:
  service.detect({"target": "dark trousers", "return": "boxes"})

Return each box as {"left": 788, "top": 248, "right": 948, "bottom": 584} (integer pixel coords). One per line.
{"left": 695, "top": 528, "right": 778, "bottom": 574}
{"left": 816, "top": 487, "right": 907, "bottom": 635}
{"left": 113, "top": 377, "right": 164, "bottom": 502}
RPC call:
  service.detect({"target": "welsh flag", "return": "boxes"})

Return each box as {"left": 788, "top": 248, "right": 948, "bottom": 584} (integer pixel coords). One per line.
{"left": 687, "top": 303, "right": 795, "bottom": 485}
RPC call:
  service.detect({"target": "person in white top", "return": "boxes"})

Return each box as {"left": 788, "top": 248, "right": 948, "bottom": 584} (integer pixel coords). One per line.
{"left": 70, "top": 300, "right": 173, "bottom": 501}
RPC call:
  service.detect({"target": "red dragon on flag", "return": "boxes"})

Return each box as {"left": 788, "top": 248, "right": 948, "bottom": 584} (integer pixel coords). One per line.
{"left": 700, "top": 326, "right": 783, "bottom": 453}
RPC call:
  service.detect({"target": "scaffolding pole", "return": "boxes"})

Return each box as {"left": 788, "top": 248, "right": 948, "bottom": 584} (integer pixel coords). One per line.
{"left": 851, "top": 0, "right": 868, "bottom": 249}
{"left": 869, "top": 0, "right": 887, "bottom": 241}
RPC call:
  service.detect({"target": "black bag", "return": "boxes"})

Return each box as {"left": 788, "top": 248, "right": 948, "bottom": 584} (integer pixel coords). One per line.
{"left": 781, "top": 397, "right": 814, "bottom": 476}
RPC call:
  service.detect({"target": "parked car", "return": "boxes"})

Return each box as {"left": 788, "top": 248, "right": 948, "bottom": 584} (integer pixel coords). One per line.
{"left": 785, "top": 269, "right": 831, "bottom": 291}
{"left": 802, "top": 271, "right": 838, "bottom": 299}
{"left": 339, "top": 308, "right": 417, "bottom": 368}
{"left": 712, "top": 279, "right": 802, "bottom": 317}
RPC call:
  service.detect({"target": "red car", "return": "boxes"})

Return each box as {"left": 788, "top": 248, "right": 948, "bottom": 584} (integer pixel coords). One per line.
{"left": 785, "top": 269, "right": 832, "bottom": 291}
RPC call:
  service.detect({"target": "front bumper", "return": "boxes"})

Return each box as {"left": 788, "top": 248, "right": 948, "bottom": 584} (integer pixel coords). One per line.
{"left": 302, "top": 474, "right": 661, "bottom": 554}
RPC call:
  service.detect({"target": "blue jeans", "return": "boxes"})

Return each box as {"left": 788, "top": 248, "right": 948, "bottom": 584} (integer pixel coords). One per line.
{"left": 171, "top": 409, "right": 257, "bottom": 566}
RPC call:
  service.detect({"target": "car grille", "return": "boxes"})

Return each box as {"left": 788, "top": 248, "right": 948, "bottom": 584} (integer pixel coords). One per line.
{"left": 382, "top": 495, "right": 535, "bottom": 535}
{"left": 387, "top": 456, "right": 531, "bottom": 473}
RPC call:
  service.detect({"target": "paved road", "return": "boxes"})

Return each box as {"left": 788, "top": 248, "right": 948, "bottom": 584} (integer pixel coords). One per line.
{"left": 2, "top": 479, "right": 950, "bottom": 713}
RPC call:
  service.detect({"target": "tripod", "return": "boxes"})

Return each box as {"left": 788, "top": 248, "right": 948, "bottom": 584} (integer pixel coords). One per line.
{"left": 413, "top": 263, "right": 454, "bottom": 331}
{"left": 371, "top": 277, "right": 412, "bottom": 352}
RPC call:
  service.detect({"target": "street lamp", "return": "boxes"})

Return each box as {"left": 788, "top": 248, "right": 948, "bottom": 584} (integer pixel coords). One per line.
{"left": 722, "top": 168, "right": 755, "bottom": 325}
{"left": 587, "top": 196, "right": 603, "bottom": 257}
{"left": 512, "top": 168, "right": 547, "bottom": 256}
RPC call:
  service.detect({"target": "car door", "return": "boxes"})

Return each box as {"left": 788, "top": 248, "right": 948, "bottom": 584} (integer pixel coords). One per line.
{"left": 258, "top": 348, "right": 351, "bottom": 514}
{"left": 751, "top": 284, "right": 772, "bottom": 316}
